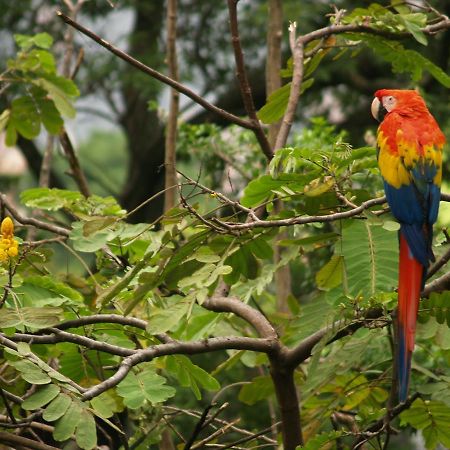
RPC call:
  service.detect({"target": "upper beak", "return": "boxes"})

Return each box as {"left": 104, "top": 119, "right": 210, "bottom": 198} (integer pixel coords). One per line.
{"left": 371, "top": 97, "right": 380, "bottom": 122}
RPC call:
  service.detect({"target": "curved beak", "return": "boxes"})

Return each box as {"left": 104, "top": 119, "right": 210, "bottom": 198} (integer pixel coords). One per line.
{"left": 371, "top": 97, "right": 380, "bottom": 122}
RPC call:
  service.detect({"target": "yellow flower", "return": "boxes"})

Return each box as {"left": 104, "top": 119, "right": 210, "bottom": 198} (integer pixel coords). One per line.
{"left": 1, "top": 217, "right": 14, "bottom": 237}
{"left": 0, "top": 216, "right": 19, "bottom": 262}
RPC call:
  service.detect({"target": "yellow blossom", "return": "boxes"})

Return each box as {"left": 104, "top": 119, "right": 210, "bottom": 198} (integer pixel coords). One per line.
{"left": 0, "top": 217, "right": 19, "bottom": 262}
{"left": 1, "top": 217, "right": 14, "bottom": 237}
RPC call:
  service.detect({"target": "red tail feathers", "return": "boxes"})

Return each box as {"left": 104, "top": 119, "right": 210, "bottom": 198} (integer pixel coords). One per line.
{"left": 397, "top": 234, "right": 424, "bottom": 402}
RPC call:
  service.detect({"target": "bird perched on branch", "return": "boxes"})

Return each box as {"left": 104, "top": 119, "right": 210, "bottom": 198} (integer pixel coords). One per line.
{"left": 371, "top": 89, "right": 446, "bottom": 402}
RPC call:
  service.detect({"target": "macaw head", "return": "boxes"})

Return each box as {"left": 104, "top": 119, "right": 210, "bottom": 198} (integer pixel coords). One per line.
{"left": 371, "top": 89, "right": 429, "bottom": 122}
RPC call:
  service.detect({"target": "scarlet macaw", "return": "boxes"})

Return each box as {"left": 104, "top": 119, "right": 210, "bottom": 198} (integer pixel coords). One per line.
{"left": 371, "top": 89, "right": 446, "bottom": 402}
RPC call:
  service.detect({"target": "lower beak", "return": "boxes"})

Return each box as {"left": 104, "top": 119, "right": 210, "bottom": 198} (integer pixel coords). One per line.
{"left": 371, "top": 97, "right": 380, "bottom": 122}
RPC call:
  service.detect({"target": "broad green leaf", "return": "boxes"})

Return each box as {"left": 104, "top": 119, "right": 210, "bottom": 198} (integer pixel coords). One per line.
{"left": 53, "top": 400, "right": 83, "bottom": 442}
{"left": 20, "top": 188, "right": 83, "bottom": 211}
{"left": 75, "top": 410, "right": 97, "bottom": 450}
{"left": 11, "top": 360, "right": 51, "bottom": 384}
{"left": 257, "top": 78, "right": 314, "bottom": 124}
{"left": 22, "top": 384, "right": 60, "bottom": 410}
{"left": 166, "top": 355, "right": 220, "bottom": 400}
{"left": 316, "top": 254, "right": 343, "bottom": 290}
{"left": 0, "top": 307, "right": 64, "bottom": 329}
{"left": 399, "top": 14, "right": 427, "bottom": 45}
{"left": 341, "top": 221, "right": 398, "bottom": 297}
{"left": 43, "top": 393, "right": 72, "bottom": 421}
{"left": 15, "top": 32, "right": 53, "bottom": 49}
{"left": 117, "top": 365, "right": 176, "bottom": 409}
{"left": 90, "top": 391, "right": 122, "bottom": 419}
{"left": 238, "top": 375, "right": 274, "bottom": 405}
{"left": 23, "top": 276, "right": 83, "bottom": 302}
{"left": 10, "top": 96, "right": 41, "bottom": 139}
{"left": 33, "top": 77, "right": 78, "bottom": 118}
{"left": 146, "top": 299, "right": 190, "bottom": 334}
{"left": 70, "top": 220, "right": 119, "bottom": 252}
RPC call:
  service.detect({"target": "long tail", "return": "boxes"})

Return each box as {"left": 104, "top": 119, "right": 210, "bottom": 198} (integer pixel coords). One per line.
{"left": 397, "top": 233, "right": 424, "bottom": 402}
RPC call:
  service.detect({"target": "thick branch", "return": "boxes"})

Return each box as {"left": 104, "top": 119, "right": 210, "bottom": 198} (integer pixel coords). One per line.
{"left": 203, "top": 294, "right": 277, "bottom": 339}
{"left": 227, "top": 0, "right": 273, "bottom": 160}
{"left": 81, "top": 336, "right": 275, "bottom": 401}
{"left": 56, "top": 11, "right": 254, "bottom": 130}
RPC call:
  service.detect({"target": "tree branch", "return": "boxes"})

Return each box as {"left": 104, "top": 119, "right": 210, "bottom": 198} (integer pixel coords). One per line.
{"left": 0, "top": 194, "right": 70, "bottom": 237}
{"left": 227, "top": 0, "right": 273, "bottom": 160}
{"left": 164, "top": 0, "right": 179, "bottom": 212}
{"left": 80, "top": 336, "right": 275, "bottom": 401}
{"left": 274, "top": 22, "right": 304, "bottom": 150}
{"left": 56, "top": 11, "right": 254, "bottom": 131}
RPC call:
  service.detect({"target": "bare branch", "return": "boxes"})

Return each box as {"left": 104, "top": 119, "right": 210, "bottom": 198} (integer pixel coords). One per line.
{"left": 81, "top": 336, "right": 275, "bottom": 401}
{"left": 59, "top": 129, "right": 91, "bottom": 197}
{"left": 0, "top": 432, "right": 60, "bottom": 450}
{"left": 227, "top": 0, "right": 273, "bottom": 160}
{"left": 56, "top": 11, "right": 255, "bottom": 131}
{"left": 0, "top": 194, "right": 70, "bottom": 237}
{"left": 274, "top": 22, "right": 304, "bottom": 150}
{"left": 164, "top": 0, "right": 180, "bottom": 211}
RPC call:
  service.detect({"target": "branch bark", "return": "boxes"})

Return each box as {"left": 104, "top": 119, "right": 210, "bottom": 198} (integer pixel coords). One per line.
{"left": 226, "top": 0, "right": 273, "bottom": 160}
{"left": 164, "top": 0, "right": 179, "bottom": 212}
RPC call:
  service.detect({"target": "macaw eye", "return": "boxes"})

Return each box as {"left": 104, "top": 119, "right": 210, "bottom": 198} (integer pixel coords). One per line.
{"left": 383, "top": 95, "right": 397, "bottom": 111}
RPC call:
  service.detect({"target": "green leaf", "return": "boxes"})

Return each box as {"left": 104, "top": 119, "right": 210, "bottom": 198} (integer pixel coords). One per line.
{"left": 20, "top": 188, "right": 83, "bottom": 211}
{"left": 90, "top": 391, "right": 122, "bottom": 419}
{"left": 22, "top": 384, "right": 60, "bottom": 410}
{"left": 400, "top": 399, "right": 450, "bottom": 449}
{"left": 399, "top": 14, "right": 428, "bottom": 45}
{"left": 75, "top": 410, "right": 97, "bottom": 450}
{"left": 0, "top": 307, "right": 64, "bottom": 329}
{"left": 33, "top": 32, "right": 54, "bottom": 49}
{"left": 10, "top": 96, "right": 41, "bottom": 139}
{"left": 0, "top": 109, "right": 10, "bottom": 133}
{"left": 43, "top": 393, "right": 72, "bottom": 422}
{"left": 11, "top": 360, "right": 51, "bottom": 385}
{"left": 117, "top": 365, "right": 176, "bottom": 409}
{"left": 33, "top": 77, "right": 77, "bottom": 118}
{"left": 24, "top": 275, "right": 83, "bottom": 302}
{"left": 298, "top": 431, "right": 343, "bottom": 449}
{"left": 257, "top": 79, "right": 314, "bottom": 124}
{"left": 146, "top": 299, "right": 190, "bottom": 334}
{"left": 166, "top": 355, "right": 220, "bottom": 399}
{"left": 341, "top": 221, "right": 398, "bottom": 297}
{"left": 53, "top": 400, "right": 83, "bottom": 442}
{"left": 316, "top": 254, "right": 343, "bottom": 290}
{"left": 37, "top": 96, "right": 63, "bottom": 134}
{"left": 238, "top": 375, "right": 274, "bottom": 405}
{"left": 348, "top": 34, "right": 450, "bottom": 87}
